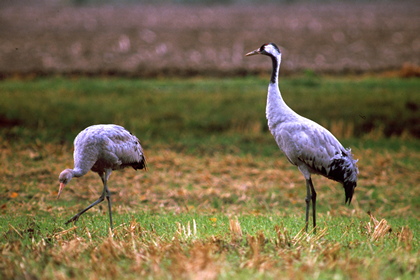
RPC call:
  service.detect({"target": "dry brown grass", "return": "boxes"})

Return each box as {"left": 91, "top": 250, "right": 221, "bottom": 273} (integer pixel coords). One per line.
{"left": 1, "top": 135, "right": 419, "bottom": 221}
{"left": 1, "top": 212, "right": 419, "bottom": 279}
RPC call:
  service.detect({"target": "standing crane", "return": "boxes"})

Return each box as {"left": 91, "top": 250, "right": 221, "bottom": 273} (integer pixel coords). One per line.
{"left": 246, "top": 43, "right": 358, "bottom": 231}
{"left": 57, "top": 124, "right": 147, "bottom": 229}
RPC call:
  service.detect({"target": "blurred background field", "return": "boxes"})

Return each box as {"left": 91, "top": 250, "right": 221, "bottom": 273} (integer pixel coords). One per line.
{"left": 1, "top": 0, "right": 419, "bottom": 77}
{"left": 0, "top": 1, "right": 419, "bottom": 279}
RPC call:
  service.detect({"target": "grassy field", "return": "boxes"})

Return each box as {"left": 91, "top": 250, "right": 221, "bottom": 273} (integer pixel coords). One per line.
{"left": 0, "top": 76, "right": 419, "bottom": 279}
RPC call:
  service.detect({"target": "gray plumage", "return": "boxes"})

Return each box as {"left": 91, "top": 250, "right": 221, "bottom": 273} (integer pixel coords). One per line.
{"left": 58, "top": 124, "right": 146, "bottom": 229}
{"left": 246, "top": 43, "right": 358, "bottom": 231}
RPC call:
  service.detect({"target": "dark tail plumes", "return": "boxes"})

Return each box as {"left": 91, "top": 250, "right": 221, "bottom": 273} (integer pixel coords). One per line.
{"left": 132, "top": 157, "right": 147, "bottom": 171}
{"left": 332, "top": 148, "right": 358, "bottom": 205}
{"left": 344, "top": 181, "right": 357, "bottom": 204}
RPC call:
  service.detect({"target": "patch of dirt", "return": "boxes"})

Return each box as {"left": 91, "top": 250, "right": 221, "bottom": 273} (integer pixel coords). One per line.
{"left": 0, "top": 2, "right": 419, "bottom": 77}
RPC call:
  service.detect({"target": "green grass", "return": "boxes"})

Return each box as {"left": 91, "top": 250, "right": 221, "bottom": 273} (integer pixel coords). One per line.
{"left": 0, "top": 76, "right": 419, "bottom": 153}
{"left": 1, "top": 211, "right": 419, "bottom": 279}
{"left": 0, "top": 76, "right": 419, "bottom": 279}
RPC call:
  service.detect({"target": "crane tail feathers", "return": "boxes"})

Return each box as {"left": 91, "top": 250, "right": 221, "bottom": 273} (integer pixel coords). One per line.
{"left": 132, "top": 158, "right": 147, "bottom": 171}
{"left": 344, "top": 181, "right": 356, "bottom": 205}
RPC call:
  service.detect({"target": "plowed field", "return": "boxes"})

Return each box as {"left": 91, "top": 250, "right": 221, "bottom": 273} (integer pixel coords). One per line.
{"left": 1, "top": 1, "right": 419, "bottom": 77}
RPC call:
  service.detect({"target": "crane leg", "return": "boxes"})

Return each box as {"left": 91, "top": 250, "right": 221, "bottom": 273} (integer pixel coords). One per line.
{"left": 102, "top": 170, "right": 113, "bottom": 230}
{"left": 104, "top": 182, "right": 113, "bottom": 230}
{"left": 65, "top": 171, "right": 114, "bottom": 230}
{"left": 304, "top": 178, "right": 317, "bottom": 233}
{"left": 305, "top": 179, "right": 311, "bottom": 232}
{"left": 309, "top": 178, "right": 317, "bottom": 232}
{"left": 65, "top": 193, "right": 105, "bottom": 225}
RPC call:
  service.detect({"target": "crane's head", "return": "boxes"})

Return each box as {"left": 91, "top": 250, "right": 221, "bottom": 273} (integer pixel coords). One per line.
{"left": 57, "top": 169, "right": 73, "bottom": 199}
{"left": 245, "top": 43, "right": 281, "bottom": 58}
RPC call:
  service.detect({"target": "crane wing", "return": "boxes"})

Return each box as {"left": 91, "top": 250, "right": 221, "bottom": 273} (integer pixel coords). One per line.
{"left": 275, "top": 120, "right": 348, "bottom": 178}
{"left": 79, "top": 124, "right": 146, "bottom": 171}
{"left": 103, "top": 125, "right": 146, "bottom": 170}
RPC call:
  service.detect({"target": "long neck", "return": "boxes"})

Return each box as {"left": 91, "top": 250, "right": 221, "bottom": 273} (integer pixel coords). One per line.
{"left": 70, "top": 167, "right": 86, "bottom": 178}
{"left": 72, "top": 156, "right": 91, "bottom": 177}
{"left": 266, "top": 54, "right": 296, "bottom": 131}
{"left": 269, "top": 54, "right": 280, "bottom": 84}
{"left": 59, "top": 167, "right": 85, "bottom": 185}
{"left": 72, "top": 146, "right": 97, "bottom": 177}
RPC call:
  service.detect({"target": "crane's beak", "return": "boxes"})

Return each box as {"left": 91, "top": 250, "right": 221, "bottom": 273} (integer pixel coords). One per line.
{"left": 57, "top": 182, "right": 65, "bottom": 199}
{"left": 245, "top": 49, "right": 260, "bottom": 56}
